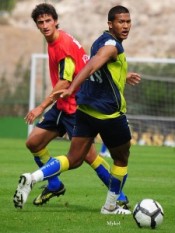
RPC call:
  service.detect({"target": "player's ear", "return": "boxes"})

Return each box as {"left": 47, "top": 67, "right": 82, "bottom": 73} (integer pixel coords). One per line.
{"left": 35, "top": 21, "right": 40, "bottom": 29}
{"left": 55, "top": 20, "right": 59, "bottom": 29}
{"left": 108, "top": 21, "right": 112, "bottom": 29}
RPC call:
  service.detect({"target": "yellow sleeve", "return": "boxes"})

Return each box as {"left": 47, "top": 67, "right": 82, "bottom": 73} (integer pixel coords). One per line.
{"left": 58, "top": 57, "right": 75, "bottom": 82}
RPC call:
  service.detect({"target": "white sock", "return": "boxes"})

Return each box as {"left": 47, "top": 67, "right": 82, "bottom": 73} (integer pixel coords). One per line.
{"left": 31, "top": 170, "right": 44, "bottom": 183}
{"left": 104, "top": 191, "right": 118, "bottom": 210}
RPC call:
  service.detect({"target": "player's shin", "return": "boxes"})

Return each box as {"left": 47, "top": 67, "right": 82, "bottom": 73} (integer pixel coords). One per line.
{"left": 104, "top": 165, "right": 127, "bottom": 210}
{"left": 91, "top": 155, "right": 110, "bottom": 187}
{"left": 33, "top": 147, "right": 50, "bottom": 166}
{"left": 31, "top": 157, "right": 64, "bottom": 182}
{"left": 91, "top": 155, "right": 128, "bottom": 202}
{"left": 33, "top": 148, "right": 62, "bottom": 190}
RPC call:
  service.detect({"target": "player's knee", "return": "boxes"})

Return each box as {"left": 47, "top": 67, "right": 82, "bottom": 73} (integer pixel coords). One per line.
{"left": 68, "top": 156, "right": 84, "bottom": 169}
{"left": 25, "top": 138, "right": 38, "bottom": 152}
{"left": 110, "top": 149, "right": 130, "bottom": 166}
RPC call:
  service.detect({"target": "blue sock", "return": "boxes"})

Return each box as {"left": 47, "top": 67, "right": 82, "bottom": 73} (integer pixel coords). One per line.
{"left": 117, "top": 174, "right": 128, "bottom": 201}
{"left": 34, "top": 156, "right": 44, "bottom": 167}
{"left": 109, "top": 175, "right": 121, "bottom": 194}
{"left": 117, "top": 191, "right": 127, "bottom": 201}
{"left": 41, "top": 157, "right": 61, "bottom": 179}
{"left": 95, "top": 164, "right": 111, "bottom": 187}
{"left": 100, "top": 143, "right": 107, "bottom": 153}
{"left": 95, "top": 162, "right": 127, "bottom": 201}
{"left": 109, "top": 174, "right": 127, "bottom": 199}
{"left": 34, "top": 157, "right": 61, "bottom": 190}
{"left": 47, "top": 176, "right": 62, "bottom": 191}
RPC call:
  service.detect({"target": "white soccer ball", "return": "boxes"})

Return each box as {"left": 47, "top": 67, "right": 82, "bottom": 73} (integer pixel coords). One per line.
{"left": 133, "top": 199, "right": 164, "bottom": 229}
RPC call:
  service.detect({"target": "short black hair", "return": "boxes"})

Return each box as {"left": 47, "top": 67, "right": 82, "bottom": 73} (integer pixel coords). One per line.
{"left": 31, "top": 3, "right": 58, "bottom": 25}
{"left": 108, "top": 5, "right": 129, "bottom": 21}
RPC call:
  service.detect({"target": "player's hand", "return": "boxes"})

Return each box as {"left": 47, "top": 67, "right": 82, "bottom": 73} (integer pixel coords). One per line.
{"left": 126, "top": 72, "right": 141, "bottom": 86}
{"left": 24, "top": 106, "right": 44, "bottom": 124}
{"left": 50, "top": 89, "right": 72, "bottom": 100}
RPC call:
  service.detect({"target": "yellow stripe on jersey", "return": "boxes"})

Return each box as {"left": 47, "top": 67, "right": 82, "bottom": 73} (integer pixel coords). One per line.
{"left": 59, "top": 57, "right": 75, "bottom": 82}
{"left": 78, "top": 104, "right": 123, "bottom": 119}
{"left": 107, "top": 53, "right": 127, "bottom": 89}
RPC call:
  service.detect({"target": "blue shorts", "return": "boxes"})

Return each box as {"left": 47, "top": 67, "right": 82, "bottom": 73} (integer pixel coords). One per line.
{"left": 36, "top": 103, "right": 76, "bottom": 139}
{"left": 73, "top": 110, "right": 131, "bottom": 148}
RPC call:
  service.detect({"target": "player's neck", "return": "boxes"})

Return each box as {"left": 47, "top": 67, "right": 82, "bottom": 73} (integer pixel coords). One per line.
{"left": 46, "top": 30, "right": 59, "bottom": 43}
{"left": 107, "top": 30, "right": 123, "bottom": 43}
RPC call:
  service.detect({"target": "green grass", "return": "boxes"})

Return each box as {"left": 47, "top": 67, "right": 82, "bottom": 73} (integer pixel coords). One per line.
{"left": 0, "top": 117, "right": 27, "bottom": 138}
{"left": 1, "top": 138, "right": 175, "bottom": 233}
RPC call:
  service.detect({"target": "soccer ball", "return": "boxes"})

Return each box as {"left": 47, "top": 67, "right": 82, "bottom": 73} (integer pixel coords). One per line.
{"left": 133, "top": 199, "right": 164, "bottom": 229}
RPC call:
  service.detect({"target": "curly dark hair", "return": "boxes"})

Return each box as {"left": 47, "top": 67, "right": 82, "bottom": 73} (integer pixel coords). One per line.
{"left": 31, "top": 3, "right": 59, "bottom": 28}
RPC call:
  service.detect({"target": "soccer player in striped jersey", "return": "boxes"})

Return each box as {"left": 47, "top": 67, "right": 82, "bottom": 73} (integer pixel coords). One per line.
{"left": 13, "top": 4, "right": 141, "bottom": 213}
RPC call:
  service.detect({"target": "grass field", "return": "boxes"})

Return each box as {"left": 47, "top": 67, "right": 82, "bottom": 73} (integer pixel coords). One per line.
{"left": 1, "top": 138, "right": 175, "bottom": 233}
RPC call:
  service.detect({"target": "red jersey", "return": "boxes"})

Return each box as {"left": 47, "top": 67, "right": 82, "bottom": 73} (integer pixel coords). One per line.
{"left": 48, "top": 30, "right": 89, "bottom": 114}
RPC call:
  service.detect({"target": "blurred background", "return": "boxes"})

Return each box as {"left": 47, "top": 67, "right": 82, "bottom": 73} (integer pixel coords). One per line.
{"left": 0, "top": 0, "right": 175, "bottom": 146}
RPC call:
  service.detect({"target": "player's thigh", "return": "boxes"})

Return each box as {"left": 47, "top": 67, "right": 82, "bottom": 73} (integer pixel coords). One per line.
{"left": 26, "top": 126, "right": 58, "bottom": 150}
{"left": 100, "top": 115, "right": 131, "bottom": 148}
{"left": 99, "top": 115, "right": 131, "bottom": 164}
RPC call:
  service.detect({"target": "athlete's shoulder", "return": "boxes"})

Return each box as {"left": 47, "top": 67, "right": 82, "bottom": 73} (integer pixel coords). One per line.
{"left": 91, "top": 31, "right": 123, "bottom": 55}
{"left": 94, "top": 31, "right": 117, "bottom": 44}
{"left": 103, "top": 31, "right": 124, "bottom": 53}
{"left": 58, "top": 29, "right": 71, "bottom": 41}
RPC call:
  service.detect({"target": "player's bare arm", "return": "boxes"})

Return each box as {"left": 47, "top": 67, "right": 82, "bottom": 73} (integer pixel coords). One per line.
{"left": 25, "top": 79, "right": 70, "bottom": 124}
{"left": 51, "top": 45, "right": 118, "bottom": 100}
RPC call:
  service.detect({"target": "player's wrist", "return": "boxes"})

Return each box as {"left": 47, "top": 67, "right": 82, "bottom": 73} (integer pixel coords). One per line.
{"left": 39, "top": 104, "right": 46, "bottom": 111}
{"left": 39, "top": 97, "right": 55, "bottom": 110}
{"left": 49, "top": 95, "right": 55, "bottom": 103}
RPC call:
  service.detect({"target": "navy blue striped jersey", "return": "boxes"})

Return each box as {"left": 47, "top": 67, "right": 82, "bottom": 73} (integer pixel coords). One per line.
{"left": 76, "top": 31, "right": 128, "bottom": 119}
